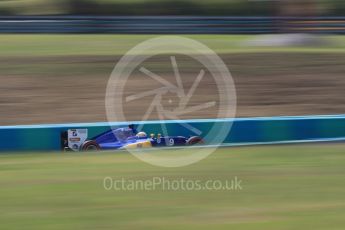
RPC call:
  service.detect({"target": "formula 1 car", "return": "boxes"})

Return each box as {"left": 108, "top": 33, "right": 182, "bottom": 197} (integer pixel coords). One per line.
{"left": 61, "top": 125, "right": 204, "bottom": 151}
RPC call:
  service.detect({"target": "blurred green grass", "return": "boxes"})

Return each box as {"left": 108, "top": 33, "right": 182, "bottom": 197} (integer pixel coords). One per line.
{"left": 0, "top": 144, "right": 345, "bottom": 229}
{"left": 0, "top": 0, "right": 342, "bottom": 17}
{"left": 0, "top": 0, "right": 272, "bottom": 16}
{"left": 1, "top": 34, "right": 345, "bottom": 57}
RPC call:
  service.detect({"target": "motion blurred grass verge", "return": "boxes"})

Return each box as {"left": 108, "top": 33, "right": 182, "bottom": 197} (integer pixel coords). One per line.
{"left": 1, "top": 34, "right": 345, "bottom": 57}
{"left": 0, "top": 0, "right": 272, "bottom": 16}
{"left": 2, "top": 34, "right": 345, "bottom": 124}
{"left": 1, "top": 144, "right": 345, "bottom": 229}
{"left": 1, "top": 0, "right": 345, "bottom": 16}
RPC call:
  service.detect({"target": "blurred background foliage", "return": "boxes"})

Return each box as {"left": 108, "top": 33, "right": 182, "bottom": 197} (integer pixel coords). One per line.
{"left": 0, "top": 0, "right": 344, "bottom": 16}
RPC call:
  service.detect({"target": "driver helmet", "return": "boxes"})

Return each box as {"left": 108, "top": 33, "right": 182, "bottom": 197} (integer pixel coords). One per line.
{"left": 136, "top": 132, "right": 147, "bottom": 139}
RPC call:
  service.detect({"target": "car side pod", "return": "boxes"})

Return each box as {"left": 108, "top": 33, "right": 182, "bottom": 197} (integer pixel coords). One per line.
{"left": 123, "top": 140, "right": 153, "bottom": 149}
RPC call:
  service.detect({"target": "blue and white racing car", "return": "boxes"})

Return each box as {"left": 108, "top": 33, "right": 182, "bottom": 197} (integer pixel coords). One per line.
{"left": 61, "top": 125, "right": 204, "bottom": 151}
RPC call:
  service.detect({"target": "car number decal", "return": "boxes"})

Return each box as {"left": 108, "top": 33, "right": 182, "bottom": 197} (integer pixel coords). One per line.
{"left": 168, "top": 138, "right": 174, "bottom": 146}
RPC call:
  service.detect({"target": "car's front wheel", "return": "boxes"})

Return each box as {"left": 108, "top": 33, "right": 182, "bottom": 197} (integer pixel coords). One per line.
{"left": 186, "top": 136, "right": 204, "bottom": 145}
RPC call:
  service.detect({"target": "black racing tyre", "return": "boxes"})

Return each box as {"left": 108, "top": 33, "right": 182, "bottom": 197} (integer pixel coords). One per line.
{"left": 186, "top": 136, "right": 204, "bottom": 145}
{"left": 81, "top": 140, "right": 101, "bottom": 151}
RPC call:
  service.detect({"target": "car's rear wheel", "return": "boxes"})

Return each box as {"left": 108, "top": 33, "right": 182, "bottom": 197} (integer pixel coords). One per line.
{"left": 186, "top": 136, "right": 204, "bottom": 145}
{"left": 81, "top": 140, "right": 101, "bottom": 151}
